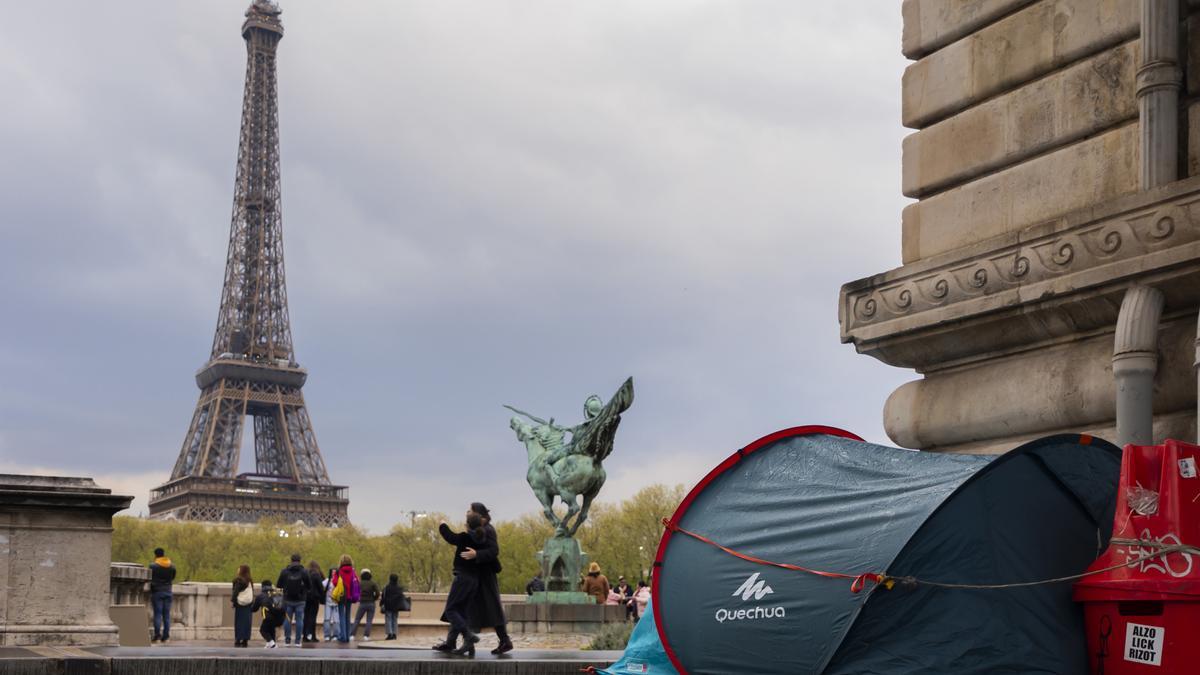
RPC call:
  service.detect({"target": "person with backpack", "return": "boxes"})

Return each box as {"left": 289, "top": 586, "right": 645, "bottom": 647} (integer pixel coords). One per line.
{"left": 333, "top": 554, "right": 360, "bottom": 643}
{"left": 322, "top": 567, "right": 340, "bottom": 641}
{"left": 252, "top": 579, "right": 285, "bottom": 648}
{"left": 380, "top": 573, "right": 409, "bottom": 640}
{"left": 302, "top": 560, "right": 324, "bottom": 643}
{"left": 231, "top": 564, "right": 255, "bottom": 647}
{"left": 148, "top": 547, "right": 176, "bottom": 643}
{"left": 276, "top": 553, "right": 311, "bottom": 646}
{"left": 351, "top": 569, "right": 380, "bottom": 640}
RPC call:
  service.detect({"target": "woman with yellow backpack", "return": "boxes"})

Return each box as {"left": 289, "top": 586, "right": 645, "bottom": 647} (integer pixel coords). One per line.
{"left": 332, "top": 554, "right": 360, "bottom": 643}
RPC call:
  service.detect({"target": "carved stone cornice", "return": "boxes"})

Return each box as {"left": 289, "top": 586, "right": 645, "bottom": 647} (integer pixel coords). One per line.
{"left": 840, "top": 176, "right": 1200, "bottom": 370}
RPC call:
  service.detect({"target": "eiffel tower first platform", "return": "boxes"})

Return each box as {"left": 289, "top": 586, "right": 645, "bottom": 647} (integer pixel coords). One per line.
{"left": 149, "top": 1, "right": 348, "bottom": 527}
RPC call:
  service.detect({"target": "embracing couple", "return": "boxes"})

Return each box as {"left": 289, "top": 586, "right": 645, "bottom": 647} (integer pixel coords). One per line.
{"left": 435, "top": 502, "right": 514, "bottom": 658}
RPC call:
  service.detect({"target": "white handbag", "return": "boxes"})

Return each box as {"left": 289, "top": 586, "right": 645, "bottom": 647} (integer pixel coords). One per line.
{"left": 236, "top": 584, "right": 254, "bottom": 606}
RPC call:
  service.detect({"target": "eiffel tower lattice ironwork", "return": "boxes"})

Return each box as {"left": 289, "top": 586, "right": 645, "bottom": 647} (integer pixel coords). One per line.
{"left": 149, "top": 0, "right": 348, "bottom": 527}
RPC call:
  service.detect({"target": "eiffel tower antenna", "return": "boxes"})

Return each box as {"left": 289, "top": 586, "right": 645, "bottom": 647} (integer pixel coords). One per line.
{"left": 149, "top": 1, "right": 349, "bottom": 527}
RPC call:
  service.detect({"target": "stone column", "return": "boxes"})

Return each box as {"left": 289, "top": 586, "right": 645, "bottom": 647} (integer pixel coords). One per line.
{"left": 0, "top": 475, "right": 133, "bottom": 646}
{"left": 1139, "top": 0, "right": 1182, "bottom": 189}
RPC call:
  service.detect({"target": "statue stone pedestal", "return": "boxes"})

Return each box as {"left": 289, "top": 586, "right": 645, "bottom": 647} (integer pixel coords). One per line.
{"left": 528, "top": 535, "right": 593, "bottom": 604}
{"left": 0, "top": 474, "right": 133, "bottom": 646}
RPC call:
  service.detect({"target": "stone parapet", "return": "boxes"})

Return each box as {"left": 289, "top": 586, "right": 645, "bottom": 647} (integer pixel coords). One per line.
{"left": 506, "top": 603, "right": 625, "bottom": 635}
{"left": 902, "top": 0, "right": 1138, "bottom": 129}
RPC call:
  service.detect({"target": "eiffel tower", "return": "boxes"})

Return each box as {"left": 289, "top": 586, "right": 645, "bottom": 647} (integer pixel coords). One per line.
{"left": 149, "top": 1, "right": 348, "bottom": 527}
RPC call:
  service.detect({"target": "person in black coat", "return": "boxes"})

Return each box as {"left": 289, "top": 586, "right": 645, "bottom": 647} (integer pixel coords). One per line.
{"left": 434, "top": 513, "right": 491, "bottom": 657}
{"left": 380, "top": 573, "right": 408, "bottom": 640}
{"left": 302, "top": 560, "right": 324, "bottom": 643}
{"left": 464, "top": 502, "right": 513, "bottom": 655}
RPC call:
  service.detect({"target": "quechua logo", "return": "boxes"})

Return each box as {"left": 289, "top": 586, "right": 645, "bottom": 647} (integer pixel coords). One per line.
{"left": 715, "top": 572, "right": 785, "bottom": 624}
{"left": 732, "top": 572, "right": 774, "bottom": 601}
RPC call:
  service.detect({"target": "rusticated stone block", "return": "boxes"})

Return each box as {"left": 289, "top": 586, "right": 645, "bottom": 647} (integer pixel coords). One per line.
{"left": 902, "top": 0, "right": 1038, "bottom": 59}
{"left": 884, "top": 317, "right": 1196, "bottom": 449}
{"left": 903, "top": 40, "right": 1136, "bottom": 197}
{"left": 903, "top": 0, "right": 1138, "bottom": 128}
{"left": 902, "top": 122, "right": 1137, "bottom": 264}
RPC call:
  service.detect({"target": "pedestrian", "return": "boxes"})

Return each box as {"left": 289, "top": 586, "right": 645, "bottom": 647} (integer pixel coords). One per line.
{"left": 380, "top": 573, "right": 409, "bottom": 640}
{"left": 351, "top": 569, "right": 380, "bottom": 641}
{"left": 434, "top": 512, "right": 489, "bottom": 657}
{"left": 334, "top": 554, "right": 360, "bottom": 643}
{"left": 148, "top": 547, "right": 176, "bottom": 643}
{"left": 614, "top": 575, "right": 635, "bottom": 621}
{"left": 231, "top": 564, "right": 255, "bottom": 647}
{"left": 582, "top": 562, "right": 610, "bottom": 605}
{"left": 276, "top": 552, "right": 311, "bottom": 646}
{"left": 252, "top": 579, "right": 285, "bottom": 648}
{"left": 322, "top": 567, "right": 340, "bottom": 641}
{"left": 525, "top": 571, "right": 545, "bottom": 595}
{"left": 464, "top": 502, "right": 514, "bottom": 655}
{"left": 632, "top": 580, "right": 651, "bottom": 621}
{"left": 606, "top": 588, "right": 622, "bottom": 605}
{"left": 303, "top": 560, "right": 324, "bottom": 643}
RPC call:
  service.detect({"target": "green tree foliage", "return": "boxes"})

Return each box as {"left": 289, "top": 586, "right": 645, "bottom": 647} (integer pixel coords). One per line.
{"left": 112, "top": 484, "right": 685, "bottom": 594}
{"left": 575, "top": 484, "right": 687, "bottom": 586}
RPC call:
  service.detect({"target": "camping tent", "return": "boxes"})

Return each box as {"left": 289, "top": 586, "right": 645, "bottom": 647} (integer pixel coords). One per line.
{"left": 652, "top": 426, "right": 1120, "bottom": 674}
{"left": 595, "top": 599, "right": 677, "bottom": 675}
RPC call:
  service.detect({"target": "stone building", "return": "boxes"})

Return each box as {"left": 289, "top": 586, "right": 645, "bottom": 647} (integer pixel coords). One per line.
{"left": 840, "top": 0, "right": 1200, "bottom": 453}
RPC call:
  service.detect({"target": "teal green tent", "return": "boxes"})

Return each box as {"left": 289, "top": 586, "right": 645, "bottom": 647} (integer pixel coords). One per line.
{"left": 595, "top": 599, "right": 677, "bottom": 675}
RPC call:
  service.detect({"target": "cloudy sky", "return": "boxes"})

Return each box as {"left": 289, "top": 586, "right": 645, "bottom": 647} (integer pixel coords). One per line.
{"left": 0, "top": 1, "right": 913, "bottom": 532}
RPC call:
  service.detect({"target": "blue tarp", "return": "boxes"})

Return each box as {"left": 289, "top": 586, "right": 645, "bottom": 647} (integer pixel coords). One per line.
{"left": 653, "top": 429, "right": 1120, "bottom": 674}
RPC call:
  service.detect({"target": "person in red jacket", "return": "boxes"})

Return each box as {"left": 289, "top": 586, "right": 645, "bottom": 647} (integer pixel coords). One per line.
{"left": 334, "top": 554, "right": 359, "bottom": 643}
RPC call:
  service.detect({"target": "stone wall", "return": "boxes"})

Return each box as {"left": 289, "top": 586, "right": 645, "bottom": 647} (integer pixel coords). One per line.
{"left": 141, "top": 582, "right": 588, "bottom": 640}
{"left": 842, "top": 1, "right": 1200, "bottom": 453}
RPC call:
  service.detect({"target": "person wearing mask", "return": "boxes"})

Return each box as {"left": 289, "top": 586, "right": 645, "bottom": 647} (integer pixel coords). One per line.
{"left": 303, "top": 561, "right": 324, "bottom": 643}
{"left": 231, "top": 565, "right": 255, "bottom": 647}
{"left": 276, "top": 553, "right": 311, "bottom": 646}
{"left": 252, "top": 579, "right": 285, "bottom": 648}
{"left": 380, "top": 573, "right": 408, "bottom": 641}
{"left": 334, "top": 554, "right": 360, "bottom": 643}
{"left": 351, "top": 569, "right": 380, "bottom": 641}
{"left": 582, "top": 562, "right": 610, "bottom": 605}
{"left": 148, "top": 547, "right": 177, "bottom": 643}
{"left": 322, "top": 567, "right": 340, "bottom": 642}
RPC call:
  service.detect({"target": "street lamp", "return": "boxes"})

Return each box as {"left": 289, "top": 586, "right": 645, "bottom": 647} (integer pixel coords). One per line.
{"left": 405, "top": 510, "right": 428, "bottom": 526}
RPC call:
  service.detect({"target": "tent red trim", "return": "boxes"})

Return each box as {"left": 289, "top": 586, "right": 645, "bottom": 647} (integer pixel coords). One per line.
{"left": 651, "top": 425, "right": 864, "bottom": 674}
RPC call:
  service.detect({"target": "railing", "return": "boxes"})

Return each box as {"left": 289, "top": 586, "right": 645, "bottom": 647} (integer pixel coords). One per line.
{"left": 150, "top": 475, "right": 348, "bottom": 502}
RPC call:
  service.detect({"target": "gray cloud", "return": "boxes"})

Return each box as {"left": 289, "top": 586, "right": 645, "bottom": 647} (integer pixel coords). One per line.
{"left": 0, "top": 1, "right": 912, "bottom": 531}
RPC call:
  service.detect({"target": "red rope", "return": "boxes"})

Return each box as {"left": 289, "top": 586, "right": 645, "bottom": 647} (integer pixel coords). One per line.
{"left": 662, "top": 518, "right": 887, "bottom": 593}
